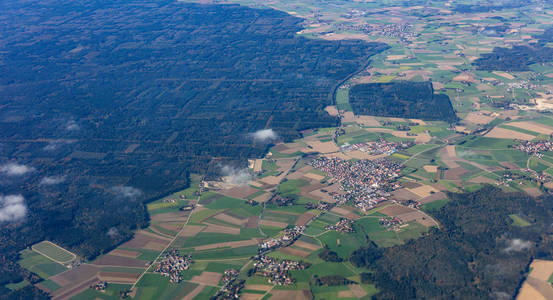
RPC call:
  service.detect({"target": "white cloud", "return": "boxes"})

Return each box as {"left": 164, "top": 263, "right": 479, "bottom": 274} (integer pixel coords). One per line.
{"left": 504, "top": 239, "right": 532, "bottom": 252}
{"left": 43, "top": 139, "right": 74, "bottom": 151}
{"left": 107, "top": 227, "right": 119, "bottom": 238}
{"left": 110, "top": 186, "right": 143, "bottom": 200}
{"left": 66, "top": 120, "right": 80, "bottom": 131}
{"left": 0, "top": 195, "right": 27, "bottom": 222}
{"left": 221, "top": 165, "right": 252, "bottom": 186}
{"left": 0, "top": 163, "right": 35, "bottom": 176}
{"left": 250, "top": 129, "right": 278, "bottom": 143}
{"left": 40, "top": 175, "right": 66, "bottom": 186}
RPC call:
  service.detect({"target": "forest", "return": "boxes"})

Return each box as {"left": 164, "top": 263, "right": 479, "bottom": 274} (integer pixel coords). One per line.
{"left": 350, "top": 186, "right": 553, "bottom": 299}
{"left": 473, "top": 45, "right": 553, "bottom": 71}
{"left": 349, "top": 82, "right": 457, "bottom": 122}
{"left": 474, "top": 26, "right": 553, "bottom": 71}
{"left": 453, "top": 1, "right": 528, "bottom": 13}
{"left": 0, "top": 0, "right": 387, "bottom": 295}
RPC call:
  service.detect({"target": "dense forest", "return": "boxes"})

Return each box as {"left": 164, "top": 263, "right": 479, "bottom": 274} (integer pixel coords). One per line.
{"left": 473, "top": 45, "right": 553, "bottom": 71}
{"left": 349, "top": 82, "right": 457, "bottom": 122}
{"left": 453, "top": 0, "right": 529, "bottom": 13}
{"left": 0, "top": 0, "right": 387, "bottom": 295}
{"left": 474, "top": 26, "right": 553, "bottom": 71}
{"left": 350, "top": 186, "right": 553, "bottom": 299}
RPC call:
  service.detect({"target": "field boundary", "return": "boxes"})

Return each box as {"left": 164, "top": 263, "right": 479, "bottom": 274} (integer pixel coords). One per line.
{"left": 31, "top": 241, "right": 76, "bottom": 265}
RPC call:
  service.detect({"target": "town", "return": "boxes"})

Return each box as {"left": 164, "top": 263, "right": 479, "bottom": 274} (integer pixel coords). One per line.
{"left": 311, "top": 157, "right": 403, "bottom": 211}
{"left": 340, "top": 138, "right": 412, "bottom": 156}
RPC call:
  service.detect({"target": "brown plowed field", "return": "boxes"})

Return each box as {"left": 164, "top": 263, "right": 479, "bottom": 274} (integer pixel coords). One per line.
{"left": 150, "top": 211, "right": 189, "bottom": 222}
{"left": 244, "top": 284, "right": 272, "bottom": 291}
{"left": 444, "top": 167, "right": 468, "bottom": 180}
{"left": 240, "top": 294, "right": 264, "bottom": 300}
{"left": 419, "top": 192, "right": 447, "bottom": 204}
{"left": 259, "top": 220, "right": 288, "bottom": 228}
{"left": 121, "top": 232, "right": 169, "bottom": 249}
{"left": 194, "top": 239, "right": 259, "bottom": 251}
{"left": 270, "top": 290, "right": 312, "bottom": 300}
{"left": 98, "top": 271, "right": 140, "bottom": 283}
{"left": 279, "top": 247, "right": 310, "bottom": 258}
{"left": 392, "top": 188, "right": 421, "bottom": 201}
{"left": 245, "top": 216, "right": 259, "bottom": 228}
{"left": 50, "top": 264, "right": 99, "bottom": 287}
{"left": 143, "top": 241, "right": 167, "bottom": 251}
{"left": 92, "top": 255, "right": 149, "bottom": 268}
{"left": 380, "top": 204, "right": 415, "bottom": 216}
{"left": 214, "top": 213, "right": 247, "bottom": 226}
{"left": 296, "top": 212, "right": 317, "bottom": 226}
{"left": 189, "top": 271, "right": 222, "bottom": 286}
{"left": 109, "top": 249, "right": 140, "bottom": 258}
{"left": 349, "top": 284, "right": 368, "bottom": 298}
{"left": 355, "top": 115, "right": 381, "bottom": 127}
{"left": 220, "top": 186, "right": 259, "bottom": 199}
{"left": 203, "top": 224, "right": 240, "bottom": 234}
{"left": 485, "top": 127, "right": 535, "bottom": 140}
{"left": 179, "top": 225, "right": 205, "bottom": 237}
{"left": 183, "top": 284, "right": 204, "bottom": 300}
{"left": 52, "top": 276, "right": 99, "bottom": 300}
{"left": 293, "top": 240, "right": 320, "bottom": 251}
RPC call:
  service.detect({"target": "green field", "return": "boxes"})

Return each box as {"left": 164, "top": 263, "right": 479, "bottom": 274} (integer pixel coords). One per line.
{"left": 336, "top": 88, "right": 352, "bottom": 111}
{"left": 5, "top": 280, "right": 29, "bottom": 291}
{"left": 70, "top": 283, "right": 132, "bottom": 300}
{"left": 134, "top": 274, "right": 199, "bottom": 300}
{"left": 509, "top": 214, "right": 531, "bottom": 227}
{"left": 17, "top": 249, "right": 67, "bottom": 279}
{"left": 32, "top": 241, "right": 75, "bottom": 264}
{"left": 422, "top": 199, "right": 449, "bottom": 212}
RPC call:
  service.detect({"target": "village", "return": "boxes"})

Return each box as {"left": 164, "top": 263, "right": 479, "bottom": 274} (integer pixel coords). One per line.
{"left": 258, "top": 226, "right": 304, "bottom": 253}
{"left": 251, "top": 255, "right": 310, "bottom": 286}
{"left": 211, "top": 269, "right": 243, "bottom": 300}
{"left": 325, "top": 218, "right": 355, "bottom": 233}
{"left": 153, "top": 250, "right": 192, "bottom": 283}
{"left": 515, "top": 139, "right": 553, "bottom": 156}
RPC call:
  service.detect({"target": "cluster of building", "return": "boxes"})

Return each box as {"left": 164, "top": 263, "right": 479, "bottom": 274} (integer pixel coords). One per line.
{"left": 90, "top": 281, "right": 107, "bottom": 291}
{"left": 340, "top": 9, "right": 370, "bottom": 19}
{"left": 154, "top": 249, "right": 192, "bottom": 283}
{"left": 497, "top": 169, "right": 550, "bottom": 186}
{"left": 507, "top": 81, "right": 538, "bottom": 91}
{"left": 496, "top": 172, "right": 530, "bottom": 186}
{"left": 305, "top": 201, "right": 333, "bottom": 211}
{"left": 258, "top": 226, "right": 304, "bottom": 253}
{"left": 379, "top": 216, "right": 403, "bottom": 231}
{"left": 252, "top": 255, "right": 309, "bottom": 285}
{"left": 325, "top": 218, "right": 354, "bottom": 233}
{"left": 515, "top": 140, "right": 553, "bottom": 156}
{"left": 403, "top": 199, "right": 422, "bottom": 209}
{"left": 270, "top": 195, "right": 296, "bottom": 206}
{"left": 311, "top": 157, "right": 402, "bottom": 211}
{"left": 335, "top": 22, "right": 417, "bottom": 41}
{"left": 212, "top": 269, "right": 244, "bottom": 300}
{"left": 340, "top": 138, "right": 411, "bottom": 156}
{"left": 526, "top": 168, "right": 551, "bottom": 183}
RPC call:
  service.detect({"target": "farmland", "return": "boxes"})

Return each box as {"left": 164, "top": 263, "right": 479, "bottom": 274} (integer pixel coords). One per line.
{"left": 31, "top": 242, "right": 76, "bottom": 265}
{"left": 4, "top": 0, "right": 553, "bottom": 299}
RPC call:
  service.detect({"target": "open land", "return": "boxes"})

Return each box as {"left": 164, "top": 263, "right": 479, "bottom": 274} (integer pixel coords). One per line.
{"left": 10, "top": 0, "right": 553, "bottom": 299}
